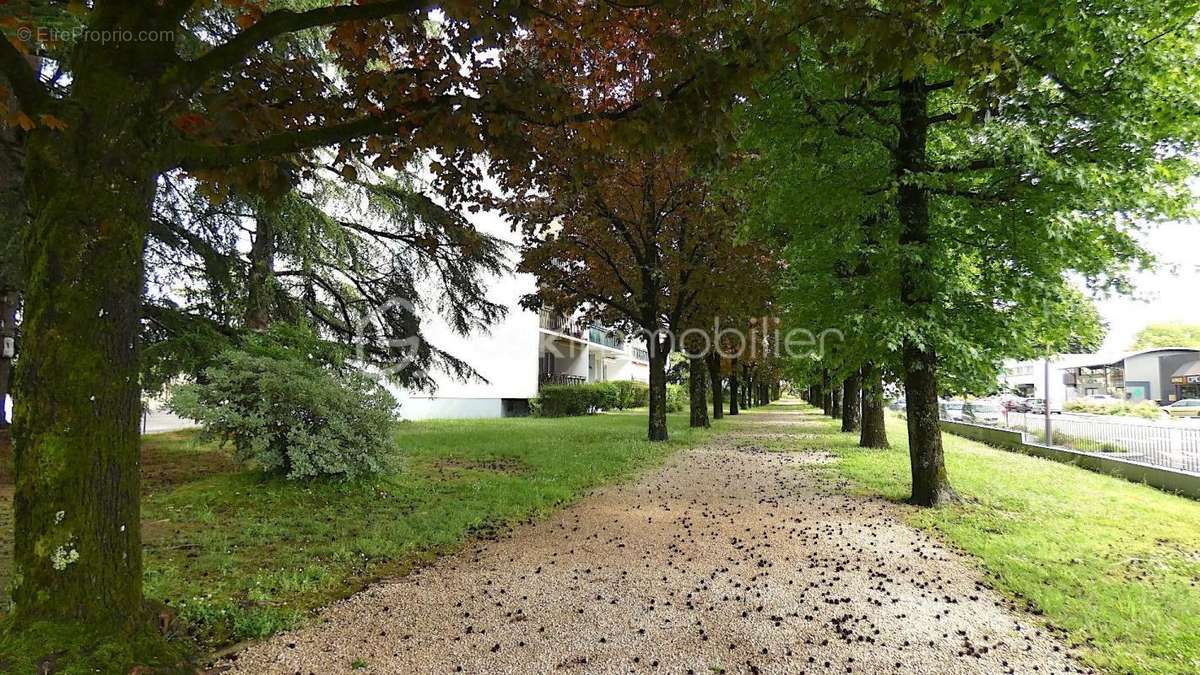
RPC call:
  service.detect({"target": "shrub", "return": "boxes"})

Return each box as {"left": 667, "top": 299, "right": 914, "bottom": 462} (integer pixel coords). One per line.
{"left": 666, "top": 383, "right": 687, "bottom": 413}
{"left": 592, "top": 381, "right": 622, "bottom": 411}
{"left": 535, "top": 385, "right": 596, "bottom": 417}
{"left": 1064, "top": 399, "right": 1162, "bottom": 419}
{"left": 534, "top": 381, "right": 680, "bottom": 417}
{"left": 535, "top": 381, "right": 653, "bottom": 416}
{"left": 169, "top": 327, "right": 398, "bottom": 480}
{"left": 613, "top": 380, "right": 650, "bottom": 409}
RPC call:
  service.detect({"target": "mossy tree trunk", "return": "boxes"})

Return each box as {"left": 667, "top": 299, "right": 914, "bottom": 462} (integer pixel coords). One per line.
{"left": 0, "top": 289, "right": 17, "bottom": 427}
{"left": 15, "top": 125, "right": 156, "bottom": 629}
{"left": 706, "top": 352, "right": 723, "bottom": 420}
{"left": 0, "top": 87, "right": 26, "bottom": 430}
{"left": 7, "top": 22, "right": 180, "bottom": 634}
{"left": 688, "top": 355, "right": 709, "bottom": 428}
{"left": 897, "top": 75, "right": 957, "bottom": 507}
{"left": 841, "top": 373, "right": 861, "bottom": 433}
{"left": 859, "top": 363, "right": 889, "bottom": 449}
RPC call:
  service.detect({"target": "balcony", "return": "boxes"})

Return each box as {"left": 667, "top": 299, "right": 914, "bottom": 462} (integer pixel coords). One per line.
{"left": 540, "top": 310, "right": 624, "bottom": 350}
{"left": 540, "top": 372, "right": 586, "bottom": 387}
{"left": 588, "top": 326, "right": 624, "bottom": 350}
{"left": 539, "top": 310, "right": 586, "bottom": 340}
{"left": 632, "top": 347, "right": 649, "bottom": 362}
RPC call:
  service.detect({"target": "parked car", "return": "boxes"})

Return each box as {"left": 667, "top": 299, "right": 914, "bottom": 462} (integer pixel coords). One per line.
{"left": 1162, "top": 399, "right": 1200, "bottom": 418}
{"left": 888, "top": 398, "right": 905, "bottom": 411}
{"left": 1082, "top": 394, "right": 1121, "bottom": 405}
{"left": 963, "top": 401, "right": 1003, "bottom": 425}
{"left": 939, "top": 400, "right": 966, "bottom": 421}
{"left": 1026, "top": 398, "right": 1062, "bottom": 415}
{"left": 1002, "top": 397, "right": 1031, "bottom": 413}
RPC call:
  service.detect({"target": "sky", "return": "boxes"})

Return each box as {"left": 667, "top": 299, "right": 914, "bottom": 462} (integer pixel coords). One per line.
{"left": 1095, "top": 219, "right": 1200, "bottom": 352}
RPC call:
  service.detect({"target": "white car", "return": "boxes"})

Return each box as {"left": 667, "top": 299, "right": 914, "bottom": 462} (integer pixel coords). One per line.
{"left": 1162, "top": 399, "right": 1200, "bottom": 418}
{"left": 939, "top": 400, "right": 966, "bottom": 421}
{"left": 1027, "top": 398, "right": 1062, "bottom": 414}
{"left": 1082, "top": 394, "right": 1121, "bottom": 405}
{"left": 963, "top": 401, "right": 1003, "bottom": 425}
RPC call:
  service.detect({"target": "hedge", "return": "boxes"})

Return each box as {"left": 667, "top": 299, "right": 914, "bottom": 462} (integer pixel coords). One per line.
{"left": 613, "top": 380, "right": 649, "bottom": 409}
{"left": 1063, "top": 399, "right": 1162, "bottom": 419}
{"left": 534, "top": 381, "right": 684, "bottom": 417}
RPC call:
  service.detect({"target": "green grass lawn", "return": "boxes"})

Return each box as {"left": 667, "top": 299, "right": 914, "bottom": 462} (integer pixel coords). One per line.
{"left": 790, "top": 405, "right": 1200, "bottom": 675}
{"left": 0, "top": 410, "right": 714, "bottom": 655}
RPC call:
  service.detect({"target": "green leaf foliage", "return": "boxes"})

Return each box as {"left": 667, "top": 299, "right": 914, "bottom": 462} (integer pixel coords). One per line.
{"left": 1130, "top": 322, "right": 1200, "bottom": 350}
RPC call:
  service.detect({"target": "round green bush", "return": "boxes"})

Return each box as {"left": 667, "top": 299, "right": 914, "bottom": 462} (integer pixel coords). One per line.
{"left": 169, "top": 329, "right": 398, "bottom": 480}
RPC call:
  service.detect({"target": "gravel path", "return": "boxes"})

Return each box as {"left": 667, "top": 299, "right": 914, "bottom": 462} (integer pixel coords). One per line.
{"left": 219, "top": 406, "right": 1087, "bottom": 674}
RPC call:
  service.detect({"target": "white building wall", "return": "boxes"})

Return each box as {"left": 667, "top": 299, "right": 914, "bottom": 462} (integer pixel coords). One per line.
{"left": 999, "top": 358, "right": 1078, "bottom": 407}
{"left": 391, "top": 207, "right": 543, "bottom": 420}
{"left": 1123, "top": 354, "right": 1160, "bottom": 402}
{"left": 610, "top": 357, "right": 650, "bottom": 383}
{"left": 389, "top": 202, "right": 652, "bottom": 419}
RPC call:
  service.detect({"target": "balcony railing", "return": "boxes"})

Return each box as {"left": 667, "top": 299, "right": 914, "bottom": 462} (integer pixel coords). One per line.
{"left": 539, "top": 310, "right": 585, "bottom": 339}
{"left": 632, "top": 347, "right": 650, "bottom": 362}
{"left": 540, "top": 310, "right": 625, "bottom": 349}
{"left": 540, "top": 372, "right": 586, "bottom": 387}
{"left": 588, "top": 326, "right": 624, "bottom": 349}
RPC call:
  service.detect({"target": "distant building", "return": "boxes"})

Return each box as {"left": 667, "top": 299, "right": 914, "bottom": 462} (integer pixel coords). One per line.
{"left": 1000, "top": 347, "right": 1200, "bottom": 405}
{"left": 387, "top": 211, "right": 649, "bottom": 420}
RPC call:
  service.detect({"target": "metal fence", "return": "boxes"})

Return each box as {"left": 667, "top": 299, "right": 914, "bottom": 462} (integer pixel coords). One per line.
{"left": 944, "top": 410, "right": 1200, "bottom": 475}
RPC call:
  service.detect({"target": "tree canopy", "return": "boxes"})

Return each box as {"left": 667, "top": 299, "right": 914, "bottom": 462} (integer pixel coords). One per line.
{"left": 1, "top": 0, "right": 1198, "bottom": 668}
{"left": 1131, "top": 322, "right": 1200, "bottom": 350}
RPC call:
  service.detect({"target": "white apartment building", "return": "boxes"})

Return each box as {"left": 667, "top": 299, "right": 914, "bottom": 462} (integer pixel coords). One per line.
{"left": 388, "top": 210, "right": 650, "bottom": 420}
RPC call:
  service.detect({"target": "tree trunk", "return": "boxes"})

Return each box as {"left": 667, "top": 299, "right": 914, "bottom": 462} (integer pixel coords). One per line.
{"left": 897, "top": 74, "right": 956, "bottom": 506}
{"left": 0, "top": 289, "right": 18, "bottom": 427}
{"left": 746, "top": 371, "right": 754, "bottom": 408}
{"left": 903, "top": 344, "right": 956, "bottom": 505}
{"left": 728, "top": 357, "right": 739, "bottom": 415}
{"left": 821, "top": 370, "right": 833, "bottom": 415}
{"left": 706, "top": 352, "right": 723, "bottom": 420}
{"left": 859, "top": 363, "right": 890, "bottom": 449}
{"left": 742, "top": 368, "right": 752, "bottom": 409}
{"left": 0, "top": 85, "right": 26, "bottom": 430}
{"left": 13, "top": 131, "right": 154, "bottom": 630}
{"left": 841, "top": 373, "right": 861, "bottom": 433}
{"left": 648, "top": 347, "right": 669, "bottom": 441}
{"left": 688, "top": 356, "right": 709, "bottom": 428}
{"left": 245, "top": 205, "right": 278, "bottom": 330}
{"left": 831, "top": 382, "right": 842, "bottom": 418}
